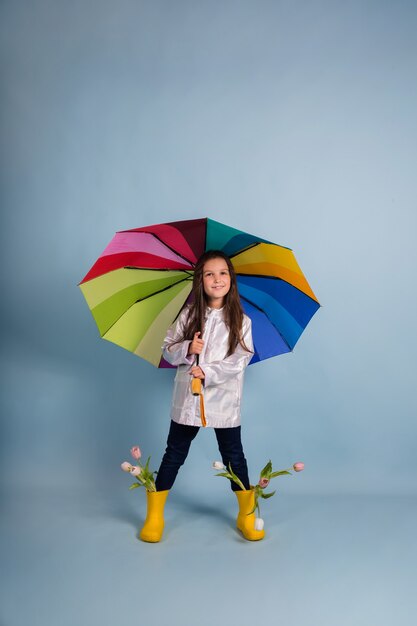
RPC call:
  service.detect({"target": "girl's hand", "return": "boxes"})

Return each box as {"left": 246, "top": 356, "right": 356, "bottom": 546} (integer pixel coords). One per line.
{"left": 188, "top": 331, "right": 204, "bottom": 355}
{"left": 190, "top": 366, "right": 205, "bottom": 379}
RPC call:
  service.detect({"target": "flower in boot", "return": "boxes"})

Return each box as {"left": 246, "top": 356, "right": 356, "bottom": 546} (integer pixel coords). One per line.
{"left": 212, "top": 461, "right": 225, "bottom": 470}
{"left": 130, "top": 446, "right": 142, "bottom": 460}
{"left": 121, "top": 462, "right": 132, "bottom": 472}
{"left": 293, "top": 462, "right": 305, "bottom": 472}
{"left": 258, "top": 477, "right": 270, "bottom": 488}
{"left": 254, "top": 518, "right": 264, "bottom": 531}
{"left": 130, "top": 465, "right": 142, "bottom": 476}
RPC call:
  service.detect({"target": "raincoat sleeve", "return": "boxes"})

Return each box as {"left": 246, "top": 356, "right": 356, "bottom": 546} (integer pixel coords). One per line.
{"left": 162, "top": 308, "right": 195, "bottom": 367}
{"left": 201, "top": 317, "right": 254, "bottom": 387}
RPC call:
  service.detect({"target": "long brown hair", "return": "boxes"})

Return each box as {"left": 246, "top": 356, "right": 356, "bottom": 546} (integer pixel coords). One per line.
{"left": 180, "top": 250, "right": 252, "bottom": 357}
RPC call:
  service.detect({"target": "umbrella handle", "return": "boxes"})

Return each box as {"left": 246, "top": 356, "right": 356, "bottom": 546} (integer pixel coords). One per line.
{"left": 191, "top": 377, "right": 202, "bottom": 395}
{"left": 190, "top": 354, "right": 206, "bottom": 427}
{"left": 191, "top": 353, "right": 201, "bottom": 395}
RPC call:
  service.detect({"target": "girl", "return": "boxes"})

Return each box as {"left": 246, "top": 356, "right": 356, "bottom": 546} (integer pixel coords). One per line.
{"left": 140, "top": 250, "right": 265, "bottom": 543}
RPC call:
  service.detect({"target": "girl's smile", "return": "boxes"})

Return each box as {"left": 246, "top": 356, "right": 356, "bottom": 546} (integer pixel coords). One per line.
{"left": 202, "top": 258, "right": 231, "bottom": 308}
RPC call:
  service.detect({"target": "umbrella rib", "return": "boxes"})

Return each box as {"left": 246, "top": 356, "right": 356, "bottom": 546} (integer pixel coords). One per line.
{"left": 101, "top": 274, "right": 193, "bottom": 337}
{"left": 237, "top": 273, "right": 320, "bottom": 305}
{"left": 121, "top": 230, "right": 197, "bottom": 267}
{"left": 203, "top": 217, "right": 208, "bottom": 251}
{"left": 133, "top": 274, "right": 193, "bottom": 304}
{"left": 240, "top": 295, "right": 293, "bottom": 352}
{"left": 228, "top": 240, "right": 293, "bottom": 259}
{"left": 124, "top": 267, "right": 194, "bottom": 276}
{"left": 228, "top": 242, "right": 260, "bottom": 258}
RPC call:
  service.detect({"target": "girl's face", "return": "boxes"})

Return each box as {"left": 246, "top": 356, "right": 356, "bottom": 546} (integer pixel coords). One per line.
{"left": 202, "top": 257, "right": 231, "bottom": 308}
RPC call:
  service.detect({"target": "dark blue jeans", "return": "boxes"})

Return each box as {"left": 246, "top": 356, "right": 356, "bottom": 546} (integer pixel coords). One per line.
{"left": 155, "top": 420, "right": 250, "bottom": 492}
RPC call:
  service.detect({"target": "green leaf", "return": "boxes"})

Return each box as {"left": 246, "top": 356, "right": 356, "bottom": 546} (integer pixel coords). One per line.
{"left": 248, "top": 491, "right": 259, "bottom": 516}
{"left": 129, "top": 483, "right": 141, "bottom": 490}
{"left": 260, "top": 490, "right": 276, "bottom": 499}
{"left": 247, "top": 505, "right": 257, "bottom": 515}
{"left": 215, "top": 472, "right": 232, "bottom": 479}
{"left": 227, "top": 463, "right": 246, "bottom": 491}
{"left": 260, "top": 460, "right": 272, "bottom": 478}
{"left": 270, "top": 470, "right": 291, "bottom": 478}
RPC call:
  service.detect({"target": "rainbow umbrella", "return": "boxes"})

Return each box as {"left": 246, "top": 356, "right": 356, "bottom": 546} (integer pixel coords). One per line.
{"left": 78, "top": 218, "right": 320, "bottom": 367}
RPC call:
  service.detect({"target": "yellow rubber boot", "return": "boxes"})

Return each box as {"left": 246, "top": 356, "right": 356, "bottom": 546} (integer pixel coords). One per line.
{"left": 139, "top": 490, "right": 169, "bottom": 543}
{"left": 235, "top": 489, "right": 265, "bottom": 541}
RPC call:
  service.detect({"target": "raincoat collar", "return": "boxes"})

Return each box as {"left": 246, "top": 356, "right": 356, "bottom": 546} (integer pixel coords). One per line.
{"left": 206, "top": 305, "right": 224, "bottom": 315}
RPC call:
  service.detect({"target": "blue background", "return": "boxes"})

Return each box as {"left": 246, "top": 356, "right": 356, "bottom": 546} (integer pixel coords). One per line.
{"left": 1, "top": 1, "right": 416, "bottom": 625}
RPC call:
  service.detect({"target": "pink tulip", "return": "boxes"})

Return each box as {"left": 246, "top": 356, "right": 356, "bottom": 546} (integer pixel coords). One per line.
{"left": 254, "top": 518, "right": 264, "bottom": 531}
{"left": 258, "top": 477, "right": 270, "bottom": 488}
{"left": 130, "top": 446, "right": 142, "bottom": 460}
{"left": 130, "top": 466, "right": 142, "bottom": 476}
{"left": 121, "top": 462, "right": 132, "bottom": 472}
{"left": 293, "top": 462, "right": 305, "bottom": 472}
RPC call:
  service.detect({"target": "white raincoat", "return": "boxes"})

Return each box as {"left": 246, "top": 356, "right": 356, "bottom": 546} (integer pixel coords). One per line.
{"left": 162, "top": 305, "right": 253, "bottom": 428}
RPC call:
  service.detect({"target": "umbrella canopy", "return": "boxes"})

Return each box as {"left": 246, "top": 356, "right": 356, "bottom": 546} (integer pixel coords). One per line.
{"left": 79, "top": 218, "right": 320, "bottom": 367}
